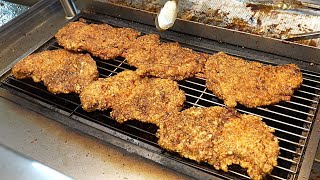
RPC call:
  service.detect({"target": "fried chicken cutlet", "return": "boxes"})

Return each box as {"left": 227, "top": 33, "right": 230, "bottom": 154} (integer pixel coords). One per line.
{"left": 111, "top": 77, "right": 186, "bottom": 125}
{"left": 55, "top": 21, "right": 141, "bottom": 60}
{"left": 80, "top": 70, "right": 142, "bottom": 112}
{"left": 124, "top": 34, "right": 207, "bottom": 80}
{"left": 157, "top": 107, "right": 279, "bottom": 180}
{"left": 12, "top": 49, "right": 99, "bottom": 94}
{"left": 80, "top": 70, "right": 186, "bottom": 125}
{"left": 205, "top": 52, "right": 303, "bottom": 108}
{"left": 211, "top": 114, "right": 279, "bottom": 180}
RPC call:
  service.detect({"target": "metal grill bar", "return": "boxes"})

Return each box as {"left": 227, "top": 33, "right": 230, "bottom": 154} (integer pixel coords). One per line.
{"left": 228, "top": 170, "right": 250, "bottom": 179}
{"left": 288, "top": 101, "right": 317, "bottom": 110}
{"left": 303, "top": 78, "right": 320, "bottom": 84}
{"left": 269, "top": 174, "right": 287, "bottom": 180}
{"left": 302, "top": 72, "right": 320, "bottom": 79}
{"left": 297, "top": 90, "right": 320, "bottom": 96}
{"left": 272, "top": 104, "right": 314, "bottom": 116}
{"left": 292, "top": 95, "right": 318, "bottom": 103}
{"left": 302, "top": 84, "right": 320, "bottom": 90}
{"left": 254, "top": 108, "right": 310, "bottom": 123}
{"left": 278, "top": 156, "right": 297, "bottom": 164}
{"left": 276, "top": 166, "right": 296, "bottom": 174}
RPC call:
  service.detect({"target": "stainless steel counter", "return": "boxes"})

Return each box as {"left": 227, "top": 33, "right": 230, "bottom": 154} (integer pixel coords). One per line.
{"left": 0, "top": 96, "right": 191, "bottom": 180}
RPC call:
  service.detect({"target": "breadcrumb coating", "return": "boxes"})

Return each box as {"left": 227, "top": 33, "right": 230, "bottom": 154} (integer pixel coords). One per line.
{"left": 125, "top": 34, "right": 207, "bottom": 80}
{"left": 12, "top": 49, "right": 98, "bottom": 94}
{"left": 205, "top": 52, "right": 303, "bottom": 108}
{"left": 157, "top": 107, "right": 279, "bottom": 180}
{"left": 55, "top": 21, "right": 140, "bottom": 60}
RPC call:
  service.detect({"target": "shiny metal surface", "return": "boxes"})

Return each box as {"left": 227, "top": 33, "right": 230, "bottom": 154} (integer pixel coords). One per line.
{"left": 0, "top": 145, "right": 72, "bottom": 180}
{"left": 59, "top": 0, "right": 78, "bottom": 19}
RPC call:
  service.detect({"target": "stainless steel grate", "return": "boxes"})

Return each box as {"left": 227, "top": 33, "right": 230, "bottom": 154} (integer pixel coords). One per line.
{"left": 0, "top": 13, "right": 319, "bottom": 180}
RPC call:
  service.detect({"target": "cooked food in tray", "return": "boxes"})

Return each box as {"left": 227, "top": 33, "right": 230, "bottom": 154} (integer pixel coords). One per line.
{"left": 80, "top": 70, "right": 186, "bottom": 125}
{"left": 55, "top": 21, "right": 141, "bottom": 60}
{"left": 157, "top": 107, "right": 279, "bottom": 180}
{"left": 124, "top": 34, "right": 207, "bottom": 80}
{"left": 12, "top": 49, "right": 99, "bottom": 94}
{"left": 205, "top": 52, "right": 303, "bottom": 108}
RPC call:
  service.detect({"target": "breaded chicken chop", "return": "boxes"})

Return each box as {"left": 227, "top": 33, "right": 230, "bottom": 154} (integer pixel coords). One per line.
{"left": 55, "top": 21, "right": 141, "bottom": 60}
{"left": 125, "top": 34, "right": 207, "bottom": 80}
{"left": 111, "top": 77, "right": 186, "bottom": 125}
{"left": 12, "top": 49, "right": 98, "bottom": 94}
{"left": 205, "top": 52, "right": 303, "bottom": 108}
{"left": 80, "top": 70, "right": 185, "bottom": 125}
{"left": 80, "top": 70, "right": 142, "bottom": 112}
{"left": 157, "top": 107, "right": 279, "bottom": 180}
{"left": 210, "top": 114, "right": 279, "bottom": 180}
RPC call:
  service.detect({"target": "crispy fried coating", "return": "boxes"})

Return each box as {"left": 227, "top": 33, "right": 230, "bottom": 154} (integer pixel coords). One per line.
{"left": 12, "top": 49, "right": 98, "bottom": 94}
{"left": 210, "top": 114, "right": 279, "bottom": 180}
{"left": 80, "top": 70, "right": 185, "bottom": 123}
{"left": 157, "top": 107, "right": 234, "bottom": 162}
{"left": 80, "top": 70, "right": 142, "bottom": 112}
{"left": 205, "top": 52, "right": 303, "bottom": 108}
{"left": 125, "top": 34, "right": 207, "bottom": 80}
{"left": 55, "top": 21, "right": 141, "bottom": 60}
{"left": 111, "top": 77, "right": 186, "bottom": 125}
{"left": 157, "top": 107, "right": 279, "bottom": 180}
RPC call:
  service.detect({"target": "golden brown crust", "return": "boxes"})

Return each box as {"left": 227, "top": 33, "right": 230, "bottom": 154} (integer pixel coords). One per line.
{"left": 157, "top": 107, "right": 234, "bottom": 162}
{"left": 80, "top": 70, "right": 142, "bottom": 112}
{"left": 80, "top": 70, "right": 186, "bottom": 125}
{"left": 111, "top": 78, "right": 186, "bottom": 125}
{"left": 125, "top": 34, "right": 207, "bottom": 80}
{"left": 55, "top": 21, "right": 141, "bottom": 60}
{"left": 210, "top": 115, "right": 279, "bottom": 180}
{"left": 157, "top": 107, "right": 279, "bottom": 180}
{"left": 12, "top": 49, "right": 98, "bottom": 94}
{"left": 205, "top": 52, "right": 303, "bottom": 108}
